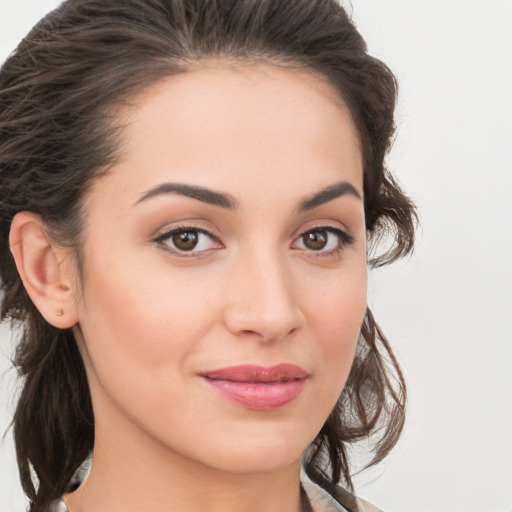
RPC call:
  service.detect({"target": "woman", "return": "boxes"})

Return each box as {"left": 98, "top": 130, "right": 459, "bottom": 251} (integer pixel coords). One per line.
{"left": 0, "top": 0, "right": 416, "bottom": 511}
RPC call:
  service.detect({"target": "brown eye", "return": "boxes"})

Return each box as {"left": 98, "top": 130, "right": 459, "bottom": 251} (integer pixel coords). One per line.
{"left": 154, "top": 227, "right": 221, "bottom": 256}
{"left": 302, "top": 229, "right": 328, "bottom": 250}
{"left": 172, "top": 230, "right": 199, "bottom": 251}
{"left": 293, "top": 226, "right": 353, "bottom": 255}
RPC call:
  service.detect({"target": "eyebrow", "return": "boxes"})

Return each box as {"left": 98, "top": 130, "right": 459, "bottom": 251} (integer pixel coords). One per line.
{"left": 298, "top": 181, "right": 362, "bottom": 212}
{"left": 135, "top": 183, "right": 238, "bottom": 209}
{"left": 135, "top": 179, "right": 361, "bottom": 211}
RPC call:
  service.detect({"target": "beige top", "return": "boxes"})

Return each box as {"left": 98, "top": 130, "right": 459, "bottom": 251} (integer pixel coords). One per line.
{"left": 49, "top": 470, "right": 382, "bottom": 512}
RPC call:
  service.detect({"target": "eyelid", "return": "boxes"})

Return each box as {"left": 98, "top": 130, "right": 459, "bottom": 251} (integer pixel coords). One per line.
{"left": 150, "top": 221, "right": 354, "bottom": 259}
{"left": 152, "top": 224, "right": 223, "bottom": 257}
{"left": 291, "top": 224, "right": 355, "bottom": 256}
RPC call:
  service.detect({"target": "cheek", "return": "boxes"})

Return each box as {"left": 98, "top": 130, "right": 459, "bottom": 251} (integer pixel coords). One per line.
{"left": 306, "top": 256, "right": 367, "bottom": 333}
{"left": 76, "top": 260, "right": 214, "bottom": 403}
{"left": 76, "top": 242, "right": 246, "bottom": 425}
{"left": 76, "top": 268, "right": 216, "bottom": 441}
{"left": 304, "top": 264, "right": 367, "bottom": 389}
{"left": 81, "top": 251, "right": 216, "bottom": 347}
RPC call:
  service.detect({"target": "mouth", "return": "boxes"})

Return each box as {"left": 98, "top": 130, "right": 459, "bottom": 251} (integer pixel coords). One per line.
{"left": 199, "top": 364, "right": 309, "bottom": 410}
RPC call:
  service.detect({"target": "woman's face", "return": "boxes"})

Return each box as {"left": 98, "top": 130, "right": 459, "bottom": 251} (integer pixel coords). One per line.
{"left": 73, "top": 63, "right": 367, "bottom": 474}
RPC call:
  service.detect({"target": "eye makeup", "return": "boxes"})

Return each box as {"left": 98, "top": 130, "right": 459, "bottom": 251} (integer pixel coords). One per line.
{"left": 153, "top": 225, "right": 223, "bottom": 258}
{"left": 292, "top": 225, "right": 354, "bottom": 260}
{"left": 152, "top": 222, "right": 354, "bottom": 261}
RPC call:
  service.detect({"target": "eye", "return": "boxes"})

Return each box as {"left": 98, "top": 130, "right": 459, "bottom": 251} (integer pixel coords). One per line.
{"left": 293, "top": 226, "right": 353, "bottom": 254}
{"left": 153, "top": 226, "right": 221, "bottom": 256}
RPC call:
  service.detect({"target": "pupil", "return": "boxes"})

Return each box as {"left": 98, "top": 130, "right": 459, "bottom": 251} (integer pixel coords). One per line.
{"left": 304, "top": 230, "right": 327, "bottom": 250}
{"left": 173, "top": 230, "right": 198, "bottom": 250}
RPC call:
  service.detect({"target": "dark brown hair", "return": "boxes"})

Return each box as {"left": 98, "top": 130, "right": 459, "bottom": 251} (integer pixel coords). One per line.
{"left": 0, "top": 1, "right": 416, "bottom": 510}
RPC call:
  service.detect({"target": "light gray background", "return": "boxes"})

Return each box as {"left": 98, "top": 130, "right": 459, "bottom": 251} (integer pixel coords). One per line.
{"left": 1, "top": 1, "right": 511, "bottom": 511}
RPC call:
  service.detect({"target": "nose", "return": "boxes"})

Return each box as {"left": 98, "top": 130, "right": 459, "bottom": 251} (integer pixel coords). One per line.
{"left": 223, "top": 250, "right": 305, "bottom": 343}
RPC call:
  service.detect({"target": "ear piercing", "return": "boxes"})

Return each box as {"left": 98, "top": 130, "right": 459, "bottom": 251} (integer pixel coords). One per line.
{"left": 56, "top": 308, "right": 64, "bottom": 317}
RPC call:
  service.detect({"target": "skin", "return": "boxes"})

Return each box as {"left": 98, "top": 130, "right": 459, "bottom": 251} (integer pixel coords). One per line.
{"left": 11, "top": 62, "right": 367, "bottom": 512}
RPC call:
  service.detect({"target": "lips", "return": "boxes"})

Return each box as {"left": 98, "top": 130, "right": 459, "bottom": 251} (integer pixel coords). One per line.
{"left": 200, "top": 364, "right": 308, "bottom": 410}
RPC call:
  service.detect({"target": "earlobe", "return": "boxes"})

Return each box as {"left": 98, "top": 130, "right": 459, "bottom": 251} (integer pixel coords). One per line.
{"left": 9, "top": 212, "right": 79, "bottom": 329}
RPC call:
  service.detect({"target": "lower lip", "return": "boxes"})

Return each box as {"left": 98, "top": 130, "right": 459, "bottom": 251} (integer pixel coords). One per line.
{"left": 203, "top": 378, "right": 307, "bottom": 410}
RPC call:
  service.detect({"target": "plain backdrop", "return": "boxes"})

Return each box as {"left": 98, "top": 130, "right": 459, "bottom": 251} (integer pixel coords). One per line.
{"left": 1, "top": 1, "right": 511, "bottom": 511}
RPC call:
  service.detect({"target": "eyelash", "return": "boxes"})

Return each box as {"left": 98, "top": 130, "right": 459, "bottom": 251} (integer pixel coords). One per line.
{"left": 152, "top": 224, "right": 354, "bottom": 259}
{"left": 153, "top": 225, "right": 222, "bottom": 258}
{"left": 292, "top": 226, "right": 354, "bottom": 259}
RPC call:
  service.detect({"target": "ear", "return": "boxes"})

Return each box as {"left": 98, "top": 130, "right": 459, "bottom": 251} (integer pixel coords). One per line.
{"left": 9, "top": 212, "right": 79, "bottom": 329}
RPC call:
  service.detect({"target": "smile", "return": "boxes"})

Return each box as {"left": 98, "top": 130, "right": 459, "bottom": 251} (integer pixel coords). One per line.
{"left": 200, "top": 364, "right": 309, "bottom": 410}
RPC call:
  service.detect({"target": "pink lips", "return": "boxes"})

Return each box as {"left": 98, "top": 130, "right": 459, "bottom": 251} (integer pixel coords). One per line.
{"left": 200, "top": 364, "right": 308, "bottom": 410}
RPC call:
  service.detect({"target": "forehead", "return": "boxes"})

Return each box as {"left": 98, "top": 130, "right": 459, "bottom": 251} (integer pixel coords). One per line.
{"left": 88, "top": 62, "right": 363, "bottom": 210}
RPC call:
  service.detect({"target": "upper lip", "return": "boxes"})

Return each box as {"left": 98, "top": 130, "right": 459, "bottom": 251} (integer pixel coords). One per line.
{"left": 200, "top": 364, "right": 309, "bottom": 383}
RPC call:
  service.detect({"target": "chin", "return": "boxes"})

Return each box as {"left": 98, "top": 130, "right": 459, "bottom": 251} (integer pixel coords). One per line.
{"left": 177, "top": 423, "right": 315, "bottom": 475}
{"left": 204, "top": 446, "right": 303, "bottom": 475}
